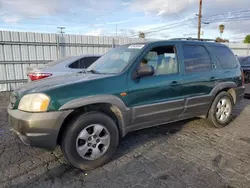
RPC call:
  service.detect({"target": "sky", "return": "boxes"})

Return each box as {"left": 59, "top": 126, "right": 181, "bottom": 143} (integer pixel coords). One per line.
{"left": 0, "top": 0, "right": 250, "bottom": 42}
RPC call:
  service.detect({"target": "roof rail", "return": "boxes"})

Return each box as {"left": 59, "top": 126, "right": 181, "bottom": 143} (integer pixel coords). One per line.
{"left": 170, "top": 38, "right": 216, "bottom": 42}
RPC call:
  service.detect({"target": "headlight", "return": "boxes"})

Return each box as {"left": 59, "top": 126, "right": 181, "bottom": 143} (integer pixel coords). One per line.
{"left": 18, "top": 93, "right": 50, "bottom": 112}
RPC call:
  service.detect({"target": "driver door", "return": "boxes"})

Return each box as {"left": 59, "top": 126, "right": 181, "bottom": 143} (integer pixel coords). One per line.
{"left": 127, "top": 44, "right": 184, "bottom": 127}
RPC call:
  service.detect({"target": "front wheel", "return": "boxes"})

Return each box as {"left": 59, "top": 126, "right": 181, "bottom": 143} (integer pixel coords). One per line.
{"left": 61, "top": 112, "right": 119, "bottom": 171}
{"left": 206, "top": 91, "right": 234, "bottom": 128}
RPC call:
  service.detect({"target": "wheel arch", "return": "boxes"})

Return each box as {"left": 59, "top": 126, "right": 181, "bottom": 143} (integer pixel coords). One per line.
{"left": 210, "top": 82, "right": 237, "bottom": 104}
{"left": 203, "top": 82, "right": 238, "bottom": 118}
{"left": 57, "top": 95, "right": 131, "bottom": 144}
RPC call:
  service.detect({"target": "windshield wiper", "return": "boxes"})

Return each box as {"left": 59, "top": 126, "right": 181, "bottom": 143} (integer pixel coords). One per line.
{"left": 87, "top": 69, "right": 100, "bottom": 74}
{"left": 80, "top": 69, "right": 88, "bottom": 73}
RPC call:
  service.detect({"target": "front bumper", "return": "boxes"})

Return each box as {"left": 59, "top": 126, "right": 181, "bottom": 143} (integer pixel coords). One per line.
{"left": 8, "top": 109, "right": 72, "bottom": 150}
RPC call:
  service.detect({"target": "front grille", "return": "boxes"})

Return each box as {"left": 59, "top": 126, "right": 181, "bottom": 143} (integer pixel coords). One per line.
{"left": 9, "top": 92, "right": 17, "bottom": 109}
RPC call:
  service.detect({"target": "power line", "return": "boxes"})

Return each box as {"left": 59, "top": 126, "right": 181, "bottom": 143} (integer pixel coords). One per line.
{"left": 126, "top": 16, "right": 250, "bottom": 38}
{"left": 126, "top": 10, "right": 250, "bottom": 38}
{"left": 127, "top": 18, "right": 197, "bottom": 37}
{"left": 1, "top": 9, "right": 249, "bottom": 29}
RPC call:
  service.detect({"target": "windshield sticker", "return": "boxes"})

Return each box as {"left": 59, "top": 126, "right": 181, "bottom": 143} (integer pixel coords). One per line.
{"left": 128, "top": 44, "right": 145, "bottom": 49}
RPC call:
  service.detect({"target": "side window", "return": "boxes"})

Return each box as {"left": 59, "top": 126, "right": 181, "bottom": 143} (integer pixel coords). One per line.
{"left": 183, "top": 45, "right": 212, "bottom": 73}
{"left": 68, "top": 60, "right": 81, "bottom": 69}
{"left": 142, "top": 46, "right": 178, "bottom": 76}
{"left": 69, "top": 57, "right": 100, "bottom": 69}
{"left": 79, "top": 57, "right": 99, "bottom": 68}
{"left": 210, "top": 46, "right": 238, "bottom": 69}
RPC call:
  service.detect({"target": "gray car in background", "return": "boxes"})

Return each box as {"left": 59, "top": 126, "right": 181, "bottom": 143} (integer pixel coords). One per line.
{"left": 27, "top": 54, "right": 101, "bottom": 81}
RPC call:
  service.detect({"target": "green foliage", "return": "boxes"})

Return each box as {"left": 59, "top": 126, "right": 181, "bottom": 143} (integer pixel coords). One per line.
{"left": 215, "top": 37, "right": 229, "bottom": 43}
{"left": 244, "top": 35, "right": 250, "bottom": 43}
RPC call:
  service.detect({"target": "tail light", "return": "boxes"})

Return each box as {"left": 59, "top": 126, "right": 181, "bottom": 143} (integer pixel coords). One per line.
{"left": 27, "top": 73, "right": 52, "bottom": 81}
{"left": 241, "top": 68, "right": 244, "bottom": 85}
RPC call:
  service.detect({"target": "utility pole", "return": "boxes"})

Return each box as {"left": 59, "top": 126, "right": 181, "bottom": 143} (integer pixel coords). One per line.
{"left": 197, "top": 0, "right": 202, "bottom": 39}
{"left": 56, "top": 27, "right": 65, "bottom": 58}
{"left": 57, "top": 27, "right": 65, "bottom": 35}
{"left": 113, "top": 24, "right": 118, "bottom": 48}
{"left": 116, "top": 24, "right": 118, "bottom": 37}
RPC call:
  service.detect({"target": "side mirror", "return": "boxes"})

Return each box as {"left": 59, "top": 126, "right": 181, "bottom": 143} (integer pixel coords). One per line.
{"left": 137, "top": 64, "right": 155, "bottom": 78}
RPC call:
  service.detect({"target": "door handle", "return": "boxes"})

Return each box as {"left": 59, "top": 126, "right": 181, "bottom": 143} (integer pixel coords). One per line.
{"left": 170, "top": 81, "right": 180, "bottom": 86}
{"left": 210, "top": 77, "right": 216, "bottom": 81}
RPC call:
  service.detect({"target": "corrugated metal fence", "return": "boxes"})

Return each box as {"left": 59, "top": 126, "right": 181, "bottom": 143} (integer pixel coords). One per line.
{"left": 1, "top": 30, "right": 250, "bottom": 92}
{"left": 0, "top": 30, "right": 144, "bottom": 91}
{"left": 225, "top": 43, "right": 250, "bottom": 56}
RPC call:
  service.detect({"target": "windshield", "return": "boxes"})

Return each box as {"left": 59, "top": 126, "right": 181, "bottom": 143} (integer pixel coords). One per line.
{"left": 86, "top": 45, "right": 144, "bottom": 74}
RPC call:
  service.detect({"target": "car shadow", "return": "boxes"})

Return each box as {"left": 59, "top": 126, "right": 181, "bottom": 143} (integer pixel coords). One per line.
{"left": 112, "top": 120, "right": 189, "bottom": 162}
{"left": 231, "top": 98, "right": 250, "bottom": 122}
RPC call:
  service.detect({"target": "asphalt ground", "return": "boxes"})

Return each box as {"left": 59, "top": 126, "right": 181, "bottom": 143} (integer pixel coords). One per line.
{"left": 1, "top": 96, "right": 250, "bottom": 188}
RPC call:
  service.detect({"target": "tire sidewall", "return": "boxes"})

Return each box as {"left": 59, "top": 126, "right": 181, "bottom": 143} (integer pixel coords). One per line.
{"left": 61, "top": 112, "right": 119, "bottom": 170}
{"left": 209, "top": 92, "right": 234, "bottom": 128}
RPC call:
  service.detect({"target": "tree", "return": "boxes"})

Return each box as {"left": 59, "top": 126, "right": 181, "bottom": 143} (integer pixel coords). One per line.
{"left": 138, "top": 32, "right": 145, "bottom": 38}
{"left": 244, "top": 35, "right": 250, "bottom": 43}
{"left": 215, "top": 37, "right": 229, "bottom": 43}
{"left": 219, "top": 24, "right": 225, "bottom": 37}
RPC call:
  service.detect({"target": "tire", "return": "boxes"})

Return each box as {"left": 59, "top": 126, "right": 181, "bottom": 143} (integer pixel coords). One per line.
{"left": 61, "top": 112, "right": 119, "bottom": 171}
{"left": 206, "top": 91, "right": 234, "bottom": 128}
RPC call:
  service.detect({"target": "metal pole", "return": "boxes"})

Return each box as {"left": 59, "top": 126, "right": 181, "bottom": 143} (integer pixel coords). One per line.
{"left": 56, "top": 34, "right": 60, "bottom": 58}
{"left": 197, "top": 0, "right": 202, "bottom": 39}
{"left": 57, "top": 27, "right": 65, "bottom": 58}
{"left": 247, "top": 43, "right": 250, "bottom": 56}
{"left": 112, "top": 38, "right": 115, "bottom": 48}
{"left": 57, "top": 27, "right": 65, "bottom": 35}
{"left": 116, "top": 24, "right": 118, "bottom": 37}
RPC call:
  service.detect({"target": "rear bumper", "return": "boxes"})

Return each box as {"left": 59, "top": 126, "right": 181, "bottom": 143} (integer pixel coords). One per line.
{"left": 235, "top": 85, "right": 245, "bottom": 103}
{"left": 8, "top": 109, "right": 72, "bottom": 150}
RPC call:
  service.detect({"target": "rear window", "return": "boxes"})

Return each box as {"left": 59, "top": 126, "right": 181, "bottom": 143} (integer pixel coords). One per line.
{"left": 47, "top": 56, "right": 74, "bottom": 67}
{"left": 209, "top": 46, "right": 238, "bottom": 69}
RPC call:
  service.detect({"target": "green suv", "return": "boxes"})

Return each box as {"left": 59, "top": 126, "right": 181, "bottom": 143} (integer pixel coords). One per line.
{"left": 8, "top": 39, "right": 245, "bottom": 170}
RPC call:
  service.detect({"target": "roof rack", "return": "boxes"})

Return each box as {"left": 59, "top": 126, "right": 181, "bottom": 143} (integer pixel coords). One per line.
{"left": 170, "top": 38, "right": 216, "bottom": 42}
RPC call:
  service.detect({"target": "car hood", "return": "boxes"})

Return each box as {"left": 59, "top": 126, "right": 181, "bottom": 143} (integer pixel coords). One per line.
{"left": 15, "top": 73, "right": 112, "bottom": 95}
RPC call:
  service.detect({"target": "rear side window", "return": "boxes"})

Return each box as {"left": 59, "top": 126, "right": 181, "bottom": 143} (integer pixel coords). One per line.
{"left": 69, "top": 56, "right": 99, "bottom": 69}
{"left": 85, "top": 57, "right": 100, "bottom": 67}
{"left": 209, "top": 46, "right": 238, "bottom": 69}
{"left": 183, "top": 45, "right": 212, "bottom": 73}
{"left": 69, "top": 60, "right": 81, "bottom": 69}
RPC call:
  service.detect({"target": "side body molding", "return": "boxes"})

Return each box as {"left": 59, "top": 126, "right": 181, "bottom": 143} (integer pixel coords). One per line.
{"left": 59, "top": 95, "right": 131, "bottom": 137}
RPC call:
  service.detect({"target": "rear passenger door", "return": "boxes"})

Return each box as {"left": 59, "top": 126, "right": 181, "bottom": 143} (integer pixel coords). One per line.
{"left": 181, "top": 44, "right": 216, "bottom": 115}
{"left": 208, "top": 45, "right": 241, "bottom": 82}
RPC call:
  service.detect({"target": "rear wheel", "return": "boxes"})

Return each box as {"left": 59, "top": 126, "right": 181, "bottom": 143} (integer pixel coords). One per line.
{"left": 206, "top": 91, "right": 234, "bottom": 128}
{"left": 61, "top": 112, "right": 119, "bottom": 170}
